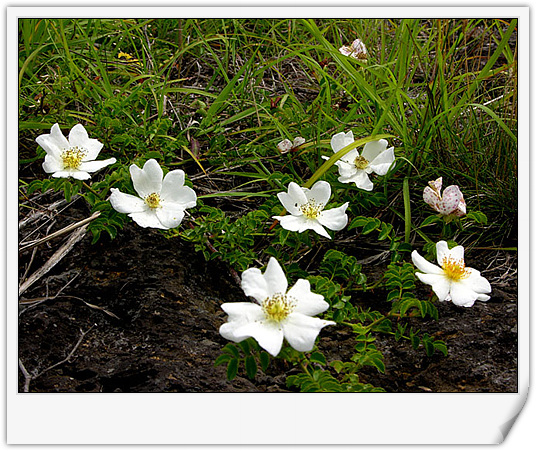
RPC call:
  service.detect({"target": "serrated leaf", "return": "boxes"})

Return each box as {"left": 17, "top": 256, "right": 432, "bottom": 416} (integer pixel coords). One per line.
{"left": 260, "top": 351, "right": 270, "bottom": 372}
{"left": 245, "top": 355, "right": 257, "bottom": 379}
{"left": 309, "top": 351, "right": 327, "bottom": 366}
{"left": 226, "top": 358, "right": 239, "bottom": 380}
{"left": 215, "top": 354, "right": 233, "bottom": 366}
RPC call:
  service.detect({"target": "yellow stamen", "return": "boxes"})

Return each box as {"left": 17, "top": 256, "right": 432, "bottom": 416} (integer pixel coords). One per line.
{"left": 61, "top": 146, "right": 86, "bottom": 170}
{"left": 262, "top": 294, "right": 296, "bottom": 322}
{"left": 354, "top": 155, "right": 369, "bottom": 170}
{"left": 299, "top": 200, "right": 323, "bottom": 219}
{"left": 145, "top": 192, "right": 161, "bottom": 209}
{"left": 441, "top": 256, "right": 469, "bottom": 281}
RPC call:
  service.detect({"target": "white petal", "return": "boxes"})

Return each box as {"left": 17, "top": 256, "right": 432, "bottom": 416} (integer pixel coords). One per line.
{"left": 411, "top": 250, "right": 444, "bottom": 275}
{"left": 330, "top": 131, "right": 354, "bottom": 153}
{"left": 287, "top": 182, "right": 308, "bottom": 205}
{"left": 129, "top": 210, "right": 167, "bottom": 229}
{"left": 437, "top": 185, "right": 463, "bottom": 215}
{"left": 263, "top": 257, "right": 288, "bottom": 296}
{"left": 361, "top": 139, "right": 388, "bottom": 162}
{"left": 287, "top": 279, "right": 328, "bottom": 316}
{"left": 156, "top": 206, "right": 185, "bottom": 229}
{"left": 52, "top": 170, "right": 91, "bottom": 180}
{"left": 221, "top": 302, "right": 264, "bottom": 322}
{"left": 82, "top": 138, "right": 105, "bottom": 161}
{"left": 317, "top": 202, "right": 349, "bottom": 231}
{"left": 68, "top": 124, "right": 90, "bottom": 148}
{"left": 416, "top": 273, "right": 451, "bottom": 301}
{"left": 36, "top": 123, "right": 69, "bottom": 158}
{"left": 109, "top": 188, "right": 147, "bottom": 214}
{"left": 273, "top": 214, "right": 307, "bottom": 232}
{"left": 79, "top": 158, "right": 116, "bottom": 173}
{"left": 307, "top": 180, "right": 331, "bottom": 205}
{"left": 435, "top": 241, "right": 451, "bottom": 265}
{"left": 461, "top": 269, "right": 492, "bottom": 294}
{"left": 130, "top": 159, "right": 163, "bottom": 198}
{"left": 277, "top": 192, "right": 302, "bottom": 215}
{"left": 476, "top": 293, "right": 491, "bottom": 302}
{"left": 241, "top": 268, "right": 269, "bottom": 303}
{"left": 449, "top": 282, "right": 480, "bottom": 307}
{"left": 42, "top": 154, "right": 63, "bottom": 173}
{"left": 232, "top": 320, "right": 284, "bottom": 357}
{"left": 161, "top": 170, "right": 197, "bottom": 209}
{"left": 277, "top": 139, "right": 293, "bottom": 152}
{"left": 283, "top": 313, "right": 335, "bottom": 352}
{"left": 306, "top": 219, "right": 331, "bottom": 239}
{"left": 334, "top": 158, "right": 358, "bottom": 178}
{"left": 339, "top": 170, "right": 373, "bottom": 191}
{"left": 448, "top": 245, "right": 465, "bottom": 262}
{"left": 369, "top": 147, "right": 395, "bottom": 176}
{"left": 423, "top": 186, "right": 441, "bottom": 211}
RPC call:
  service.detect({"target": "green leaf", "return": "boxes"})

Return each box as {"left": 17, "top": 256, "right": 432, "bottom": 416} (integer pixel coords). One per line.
{"left": 245, "top": 355, "right": 257, "bottom": 380}
{"left": 215, "top": 354, "right": 233, "bottom": 367}
{"left": 309, "top": 351, "right": 327, "bottom": 366}
{"left": 226, "top": 358, "right": 239, "bottom": 381}
{"left": 260, "top": 351, "right": 270, "bottom": 372}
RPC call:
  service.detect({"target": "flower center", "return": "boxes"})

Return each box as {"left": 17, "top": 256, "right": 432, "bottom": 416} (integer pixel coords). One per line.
{"left": 145, "top": 192, "right": 161, "bottom": 209}
{"left": 299, "top": 200, "right": 323, "bottom": 219}
{"left": 441, "top": 256, "right": 469, "bottom": 281}
{"left": 354, "top": 155, "right": 369, "bottom": 170}
{"left": 61, "top": 146, "right": 86, "bottom": 170}
{"left": 262, "top": 293, "right": 297, "bottom": 322}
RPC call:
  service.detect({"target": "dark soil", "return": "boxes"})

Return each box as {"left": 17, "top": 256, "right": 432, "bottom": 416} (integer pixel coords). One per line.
{"left": 18, "top": 194, "right": 518, "bottom": 393}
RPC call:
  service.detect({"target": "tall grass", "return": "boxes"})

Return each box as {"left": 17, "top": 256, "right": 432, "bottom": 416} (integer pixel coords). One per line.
{"left": 18, "top": 18, "right": 518, "bottom": 246}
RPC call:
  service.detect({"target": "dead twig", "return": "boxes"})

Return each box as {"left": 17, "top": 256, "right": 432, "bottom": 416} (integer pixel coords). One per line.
{"left": 19, "top": 325, "right": 96, "bottom": 393}
{"left": 19, "top": 211, "right": 100, "bottom": 252}
{"left": 19, "top": 225, "right": 89, "bottom": 296}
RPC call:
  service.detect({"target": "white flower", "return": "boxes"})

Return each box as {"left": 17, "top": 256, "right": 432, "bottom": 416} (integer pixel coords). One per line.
{"left": 219, "top": 257, "right": 335, "bottom": 356}
{"left": 339, "top": 38, "right": 368, "bottom": 61}
{"left": 273, "top": 180, "right": 349, "bottom": 239}
{"left": 277, "top": 136, "right": 305, "bottom": 153}
{"left": 411, "top": 241, "right": 491, "bottom": 307}
{"left": 109, "top": 159, "right": 196, "bottom": 230}
{"left": 325, "top": 131, "right": 395, "bottom": 191}
{"left": 36, "top": 123, "right": 116, "bottom": 180}
{"left": 423, "top": 177, "right": 466, "bottom": 220}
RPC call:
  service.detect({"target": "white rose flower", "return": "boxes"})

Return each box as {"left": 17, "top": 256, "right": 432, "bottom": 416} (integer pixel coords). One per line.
{"left": 36, "top": 123, "right": 116, "bottom": 180}
{"left": 220, "top": 257, "right": 335, "bottom": 356}
{"left": 109, "top": 159, "right": 196, "bottom": 230}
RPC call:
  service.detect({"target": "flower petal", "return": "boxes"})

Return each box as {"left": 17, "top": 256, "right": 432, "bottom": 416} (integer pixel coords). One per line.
{"left": 273, "top": 214, "right": 307, "bottom": 232}
{"left": 161, "top": 170, "right": 197, "bottom": 209}
{"left": 109, "top": 188, "right": 147, "bottom": 214}
{"left": 423, "top": 186, "right": 441, "bottom": 211}
{"left": 241, "top": 268, "right": 269, "bottom": 303}
{"left": 334, "top": 158, "right": 358, "bottom": 178}
{"left": 219, "top": 303, "right": 265, "bottom": 342}
{"left": 232, "top": 320, "right": 284, "bottom": 357}
{"left": 287, "top": 279, "right": 328, "bottom": 316}
{"left": 449, "top": 282, "right": 480, "bottom": 307}
{"left": 461, "top": 269, "right": 492, "bottom": 294}
{"left": 277, "top": 192, "right": 302, "bottom": 215}
{"left": 437, "top": 185, "right": 463, "bottom": 215}
{"left": 42, "top": 154, "right": 64, "bottom": 173}
{"left": 52, "top": 170, "right": 91, "bottom": 180}
{"left": 317, "top": 202, "right": 349, "bottom": 231}
{"left": 287, "top": 182, "right": 308, "bottom": 205}
{"left": 411, "top": 250, "right": 444, "bottom": 275}
{"left": 339, "top": 170, "right": 373, "bottom": 191}
{"left": 283, "top": 313, "right": 335, "bottom": 352}
{"left": 36, "top": 123, "right": 69, "bottom": 158}
{"left": 130, "top": 159, "right": 163, "bottom": 198}
{"left": 361, "top": 139, "right": 388, "bottom": 162}
{"left": 68, "top": 124, "right": 90, "bottom": 148}
{"left": 306, "top": 180, "right": 331, "bottom": 205}
{"left": 416, "top": 272, "right": 451, "bottom": 301}
{"left": 369, "top": 146, "right": 395, "bottom": 175}
{"left": 306, "top": 219, "right": 331, "bottom": 239}
{"left": 156, "top": 206, "right": 185, "bottom": 229}
{"left": 263, "top": 257, "right": 288, "bottom": 296}
{"left": 129, "top": 210, "right": 167, "bottom": 229}
{"left": 435, "top": 241, "right": 451, "bottom": 266}
{"left": 79, "top": 158, "right": 116, "bottom": 173}
{"left": 330, "top": 131, "right": 354, "bottom": 153}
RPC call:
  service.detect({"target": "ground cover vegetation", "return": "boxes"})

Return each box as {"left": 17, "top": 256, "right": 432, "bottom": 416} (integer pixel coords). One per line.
{"left": 18, "top": 18, "right": 518, "bottom": 392}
